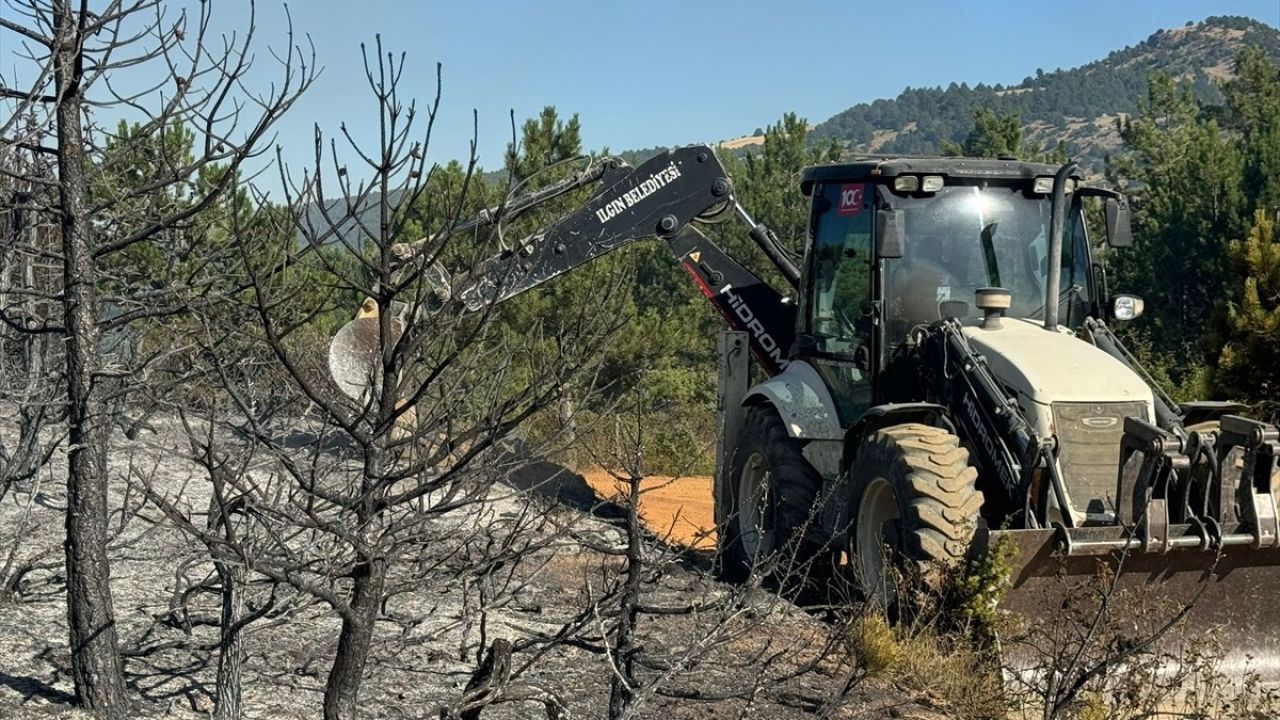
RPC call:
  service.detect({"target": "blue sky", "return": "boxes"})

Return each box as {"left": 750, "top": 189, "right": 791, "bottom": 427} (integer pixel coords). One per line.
{"left": 9, "top": 1, "right": 1279, "bottom": 188}
{"left": 260, "top": 0, "right": 1276, "bottom": 170}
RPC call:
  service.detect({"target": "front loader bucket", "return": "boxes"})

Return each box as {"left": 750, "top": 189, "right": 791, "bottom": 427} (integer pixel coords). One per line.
{"left": 987, "top": 527, "right": 1280, "bottom": 685}
{"left": 985, "top": 414, "right": 1280, "bottom": 687}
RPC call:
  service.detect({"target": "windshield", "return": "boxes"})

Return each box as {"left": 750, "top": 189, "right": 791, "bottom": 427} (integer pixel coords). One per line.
{"left": 883, "top": 183, "right": 1091, "bottom": 343}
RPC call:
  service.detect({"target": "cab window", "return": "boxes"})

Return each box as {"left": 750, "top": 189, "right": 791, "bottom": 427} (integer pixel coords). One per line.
{"left": 805, "top": 182, "right": 874, "bottom": 422}
{"left": 809, "top": 183, "right": 873, "bottom": 354}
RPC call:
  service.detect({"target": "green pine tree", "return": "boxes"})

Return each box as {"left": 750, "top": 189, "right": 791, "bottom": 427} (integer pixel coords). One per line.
{"left": 1108, "top": 72, "right": 1246, "bottom": 373}
{"left": 940, "top": 108, "right": 1067, "bottom": 162}
{"left": 1210, "top": 209, "right": 1280, "bottom": 408}
{"left": 504, "top": 105, "right": 583, "bottom": 186}
{"left": 1224, "top": 48, "right": 1280, "bottom": 212}
{"left": 725, "top": 112, "right": 841, "bottom": 253}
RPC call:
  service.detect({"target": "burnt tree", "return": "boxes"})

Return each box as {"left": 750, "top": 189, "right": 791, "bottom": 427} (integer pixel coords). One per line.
{"left": 0, "top": 1, "right": 312, "bottom": 715}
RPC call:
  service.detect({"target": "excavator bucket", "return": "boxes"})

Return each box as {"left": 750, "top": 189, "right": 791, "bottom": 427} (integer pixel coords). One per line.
{"left": 329, "top": 258, "right": 448, "bottom": 401}
{"left": 328, "top": 300, "right": 403, "bottom": 402}
{"left": 984, "top": 415, "right": 1280, "bottom": 684}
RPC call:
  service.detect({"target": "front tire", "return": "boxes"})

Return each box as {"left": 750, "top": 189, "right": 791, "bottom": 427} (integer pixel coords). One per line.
{"left": 718, "top": 405, "right": 831, "bottom": 585}
{"left": 847, "top": 423, "right": 983, "bottom": 610}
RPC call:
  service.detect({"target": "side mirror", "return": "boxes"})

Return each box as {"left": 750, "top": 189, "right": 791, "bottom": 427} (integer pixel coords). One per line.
{"left": 1112, "top": 294, "right": 1144, "bottom": 321}
{"left": 876, "top": 209, "right": 905, "bottom": 259}
{"left": 1105, "top": 197, "right": 1133, "bottom": 248}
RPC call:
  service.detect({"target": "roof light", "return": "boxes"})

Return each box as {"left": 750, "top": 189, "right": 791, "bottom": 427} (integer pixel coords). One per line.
{"left": 893, "top": 176, "right": 919, "bottom": 193}
{"left": 920, "top": 175, "right": 944, "bottom": 193}
{"left": 1034, "top": 176, "right": 1081, "bottom": 194}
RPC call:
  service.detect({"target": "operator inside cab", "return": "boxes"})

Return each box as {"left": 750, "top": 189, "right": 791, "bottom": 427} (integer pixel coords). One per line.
{"left": 891, "top": 232, "right": 959, "bottom": 330}
{"left": 884, "top": 183, "right": 1092, "bottom": 341}
{"left": 805, "top": 173, "right": 1095, "bottom": 422}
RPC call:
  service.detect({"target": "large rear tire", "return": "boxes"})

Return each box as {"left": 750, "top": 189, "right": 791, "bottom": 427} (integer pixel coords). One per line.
{"left": 847, "top": 423, "right": 983, "bottom": 610}
{"left": 719, "top": 405, "right": 832, "bottom": 586}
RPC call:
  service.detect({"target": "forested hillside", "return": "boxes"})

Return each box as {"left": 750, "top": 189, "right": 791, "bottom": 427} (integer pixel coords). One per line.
{"left": 811, "top": 16, "right": 1280, "bottom": 170}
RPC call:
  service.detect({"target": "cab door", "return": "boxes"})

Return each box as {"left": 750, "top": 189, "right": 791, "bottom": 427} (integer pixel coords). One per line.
{"left": 798, "top": 182, "right": 875, "bottom": 424}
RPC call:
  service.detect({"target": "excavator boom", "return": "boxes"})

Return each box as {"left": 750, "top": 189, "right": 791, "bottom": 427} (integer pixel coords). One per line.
{"left": 329, "top": 146, "right": 799, "bottom": 402}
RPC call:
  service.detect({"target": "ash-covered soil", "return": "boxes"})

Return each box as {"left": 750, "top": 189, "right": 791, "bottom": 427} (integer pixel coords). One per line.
{"left": 0, "top": 416, "right": 949, "bottom": 719}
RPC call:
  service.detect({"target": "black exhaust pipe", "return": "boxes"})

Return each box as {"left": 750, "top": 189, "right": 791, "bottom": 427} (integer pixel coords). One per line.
{"left": 1044, "top": 161, "right": 1078, "bottom": 332}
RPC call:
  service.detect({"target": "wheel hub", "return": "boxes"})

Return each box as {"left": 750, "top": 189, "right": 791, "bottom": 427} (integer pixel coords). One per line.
{"left": 855, "top": 476, "right": 901, "bottom": 608}
{"left": 738, "top": 452, "right": 774, "bottom": 562}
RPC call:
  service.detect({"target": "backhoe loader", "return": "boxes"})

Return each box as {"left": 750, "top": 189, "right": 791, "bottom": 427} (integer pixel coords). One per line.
{"left": 328, "top": 146, "right": 1280, "bottom": 681}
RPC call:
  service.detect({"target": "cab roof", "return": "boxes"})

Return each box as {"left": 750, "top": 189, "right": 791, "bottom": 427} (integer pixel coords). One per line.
{"left": 800, "top": 156, "right": 1081, "bottom": 196}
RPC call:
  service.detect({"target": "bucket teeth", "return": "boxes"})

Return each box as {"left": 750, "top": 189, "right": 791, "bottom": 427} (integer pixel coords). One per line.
{"left": 1216, "top": 415, "right": 1280, "bottom": 548}
{"left": 1114, "top": 415, "right": 1280, "bottom": 551}
{"left": 1116, "top": 417, "right": 1187, "bottom": 552}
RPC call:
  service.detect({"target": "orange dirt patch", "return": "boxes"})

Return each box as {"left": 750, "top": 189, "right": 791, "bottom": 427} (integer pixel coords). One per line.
{"left": 580, "top": 469, "right": 717, "bottom": 550}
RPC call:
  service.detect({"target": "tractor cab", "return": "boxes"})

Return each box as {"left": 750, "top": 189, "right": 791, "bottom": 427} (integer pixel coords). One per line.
{"left": 796, "top": 157, "right": 1135, "bottom": 424}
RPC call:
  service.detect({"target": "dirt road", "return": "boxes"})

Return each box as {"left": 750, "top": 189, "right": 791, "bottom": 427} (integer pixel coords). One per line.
{"left": 580, "top": 470, "right": 717, "bottom": 549}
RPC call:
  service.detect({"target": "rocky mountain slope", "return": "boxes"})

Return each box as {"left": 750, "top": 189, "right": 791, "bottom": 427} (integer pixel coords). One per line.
{"left": 809, "top": 16, "right": 1280, "bottom": 169}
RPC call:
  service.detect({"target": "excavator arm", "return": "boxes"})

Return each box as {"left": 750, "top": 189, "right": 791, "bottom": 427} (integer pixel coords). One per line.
{"left": 330, "top": 145, "right": 800, "bottom": 402}
{"left": 439, "top": 146, "right": 786, "bottom": 311}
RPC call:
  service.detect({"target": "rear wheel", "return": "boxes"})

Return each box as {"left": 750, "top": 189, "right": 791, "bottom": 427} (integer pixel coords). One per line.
{"left": 719, "top": 405, "right": 832, "bottom": 586}
{"left": 847, "top": 423, "right": 983, "bottom": 610}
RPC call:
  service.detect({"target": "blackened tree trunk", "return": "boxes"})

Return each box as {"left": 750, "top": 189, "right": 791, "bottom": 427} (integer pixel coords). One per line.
{"left": 53, "top": 1, "right": 128, "bottom": 716}
{"left": 1, "top": 190, "right": 48, "bottom": 489}
{"left": 322, "top": 557, "right": 387, "bottom": 720}
{"left": 213, "top": 560, "right": 245, "bottom": 720}
{"left": 208, "top": 477, "right": 247, "bottom": 720}
{"left": 607, "top": 472, "right": 644, "bottom": 719}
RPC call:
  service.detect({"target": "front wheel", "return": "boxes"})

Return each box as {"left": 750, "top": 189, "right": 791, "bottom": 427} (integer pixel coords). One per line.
{"left": 847, "top": 423, "right": 983, "bottom": 610}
